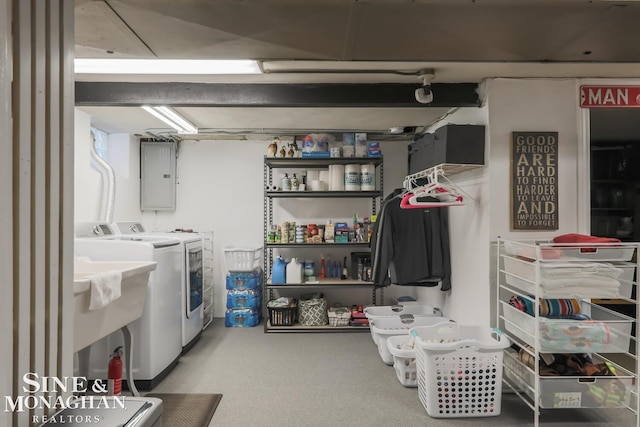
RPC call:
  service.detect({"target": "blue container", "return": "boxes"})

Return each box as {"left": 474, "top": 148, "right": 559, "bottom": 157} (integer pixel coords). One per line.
{"left": 225, "top": 308, "right": 260, "bottom": 327}
{"left": 226, "top": 268, "right": 262, "bottom": 290}
{"left": 227, "top": 289, "right": 262, "bottom": 309}
{"left": 271, "top": 256, "right": 287, "bottom": 285}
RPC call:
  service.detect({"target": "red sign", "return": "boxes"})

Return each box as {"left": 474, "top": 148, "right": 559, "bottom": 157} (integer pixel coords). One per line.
{"left": 580, "top": 85, "right": 640, "bottom": 108}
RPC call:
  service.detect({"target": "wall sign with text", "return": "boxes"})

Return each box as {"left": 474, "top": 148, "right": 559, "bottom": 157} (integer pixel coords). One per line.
{"left": 511, "top": 131, "right": 558, "bottom": 231}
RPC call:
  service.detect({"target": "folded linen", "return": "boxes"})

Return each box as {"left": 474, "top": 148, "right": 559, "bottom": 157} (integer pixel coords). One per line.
{"left": 542, "top": 286, "right": 620, "bottom": 299}
{"left": 541, "top": 276, "right": 620, "bottom": 290}
{"left": 541, "top": 263, "right": 623, "bottom": 279}
{"left": 89, "top": 270, "right": 122, "bottom": 311}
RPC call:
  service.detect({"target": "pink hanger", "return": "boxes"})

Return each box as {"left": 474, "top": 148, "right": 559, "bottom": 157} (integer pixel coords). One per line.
{"left": 400, "top": 191, "right": 464, "bottom": 209}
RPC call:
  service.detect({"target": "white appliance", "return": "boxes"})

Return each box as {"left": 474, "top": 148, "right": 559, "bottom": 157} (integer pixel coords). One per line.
{"left": 112, "top": 221, "right": 204, "bottom": 353}
{"left": 74, "top": 222, "right": 183, "bottom": 390}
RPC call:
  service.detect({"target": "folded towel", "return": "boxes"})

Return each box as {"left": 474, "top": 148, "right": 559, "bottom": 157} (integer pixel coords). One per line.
{"left": 542, "top": 263, "right": 623, "bottom": 279}
{"left": 89, "top": 270, "right": 122, "bottom": 311}
{"left": 540, "top": 276, "right": 620, "bottom": 290}
{"left": 542, "top": 286, "right": 620, "bottom": 298}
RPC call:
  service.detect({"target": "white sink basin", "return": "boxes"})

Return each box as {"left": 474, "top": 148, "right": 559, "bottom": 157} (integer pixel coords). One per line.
{"left": 73, "top": 260, "right": 157, "bottom": 353}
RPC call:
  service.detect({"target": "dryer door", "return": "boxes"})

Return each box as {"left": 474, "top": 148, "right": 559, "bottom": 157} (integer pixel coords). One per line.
{"left": 185, "top": 240, "right": 204, "bottom": 318}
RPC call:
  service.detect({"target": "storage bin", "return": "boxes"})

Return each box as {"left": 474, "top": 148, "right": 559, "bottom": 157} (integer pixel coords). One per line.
{"left": 225, "top": 308, "right": 260, "bottom": 327}
{"left": 502, "top": 255, "right": 635, "bottom": 299}
{"left": 369, "top": 315, "right": 450, "bottom": 365}
{"left": 298, "top": 294, "right": 328, "bottom": 326}
{"left": 225, "top": 268, "right": 262, "bottom": 291}
{"left": 224, "top": 246, "right": 263, "bottom": 271}
{"left": 500, "top": 301, "right": 633, "bottom": 353}
{"left": 503, "top": 240, "right": 635, "bottom": 262}
{"left": 410, "top": 323, "right": 510, "bottom": 418}
{"left": 227, "top": 289, "right": 262, "bottom": 309}
{"left": 386, "top": 335, "right": 418, "bottom": 387}
{"left": 328, "top": 306, "right": 351, "bottom": 327}
{"left": 503, "top": 348, "right": 633, "bottom": 408}
{"left": 267, "top": 299, "right": 297, "bottom": 326}
{"left": 363, "top": 304, "right": 442, "bottom": 321}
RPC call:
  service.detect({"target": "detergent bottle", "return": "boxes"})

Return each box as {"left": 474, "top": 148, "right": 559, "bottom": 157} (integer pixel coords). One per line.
{"left": 286, "top": 257, "right": 303, "bottom": 284}
{"left": 271, "top": 256, "right": 287, "bottom": 284}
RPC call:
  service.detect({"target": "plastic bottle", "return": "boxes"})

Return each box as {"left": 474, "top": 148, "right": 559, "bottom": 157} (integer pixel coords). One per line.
{"left": 320, "top": 254, "right": 326, "bottom": 279}
{"left": 286, "top": 257, "right": 303, "bottom": 284}
{"left": 281, "top": 173, "right": 291, "bottom": 191}
{"left": 291, "top": 173, "right": 299, "bottom": 191}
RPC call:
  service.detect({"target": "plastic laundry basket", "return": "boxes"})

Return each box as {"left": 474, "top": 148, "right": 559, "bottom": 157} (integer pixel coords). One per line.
{"left": 386, "top": 335, "right": 418, "bottom": 387}
{"left": 366, "top": 307, "right": 444, "bottom": 346}
{"left": 364, "top": 304, "right": 442, "bottom": 321}
{"left": 369, "top": 315, "right": 451, "bottom": 365}
{"left": 410, "top": 323, "right": 510, "bottom": 418}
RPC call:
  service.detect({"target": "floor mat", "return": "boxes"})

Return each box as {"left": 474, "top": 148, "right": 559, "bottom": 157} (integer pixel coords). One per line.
{"left": 144, "top": 393, "right": 222, "bottom": 427}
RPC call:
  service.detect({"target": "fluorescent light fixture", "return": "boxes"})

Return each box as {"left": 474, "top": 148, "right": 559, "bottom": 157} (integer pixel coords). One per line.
{"left": 142, "top": 106, "right": 198, "bottom": 134}
{"left": 75, "top": 59, "right": 262, "bottom": 75}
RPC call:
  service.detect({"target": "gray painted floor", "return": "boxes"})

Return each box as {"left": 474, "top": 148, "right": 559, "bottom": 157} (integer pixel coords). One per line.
{"left": 147, "top": 319, "right": 637, "bottom": 427}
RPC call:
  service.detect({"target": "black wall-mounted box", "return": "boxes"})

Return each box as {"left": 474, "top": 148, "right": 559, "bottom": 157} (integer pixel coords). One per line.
{"left": 408, "top": 124, "right": 485, "bottom": 174}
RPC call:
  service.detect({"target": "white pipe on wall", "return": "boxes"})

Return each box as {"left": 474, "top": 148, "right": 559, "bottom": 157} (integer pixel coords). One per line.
{"left": 90, "top": 130, "right": 117, "bottom": 223}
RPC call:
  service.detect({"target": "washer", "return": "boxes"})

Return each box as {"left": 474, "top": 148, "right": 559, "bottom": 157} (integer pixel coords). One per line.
{"left": 112, "top": 221, "right": 204, "bottom": 353}
{"left": 74, "top": 222, "right": 183, "bottom": 390}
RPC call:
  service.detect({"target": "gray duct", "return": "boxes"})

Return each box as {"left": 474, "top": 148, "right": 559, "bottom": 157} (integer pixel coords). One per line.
{"left": 90, "top": 130, "right": 116, "bottom": 223}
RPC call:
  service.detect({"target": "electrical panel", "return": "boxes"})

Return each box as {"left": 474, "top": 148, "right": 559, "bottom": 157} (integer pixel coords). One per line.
{"left": 140, "top": 141, "right": 176, "bottom": 211}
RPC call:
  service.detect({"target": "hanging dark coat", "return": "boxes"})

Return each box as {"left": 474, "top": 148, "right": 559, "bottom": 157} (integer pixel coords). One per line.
{"left": 370, "top": 189, "right": 452, "bottom": 291}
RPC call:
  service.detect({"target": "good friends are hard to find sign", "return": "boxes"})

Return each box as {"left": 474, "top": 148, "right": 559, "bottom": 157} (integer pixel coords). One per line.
{"left": 511, "top": 131, "right": 559, "bottom": 231}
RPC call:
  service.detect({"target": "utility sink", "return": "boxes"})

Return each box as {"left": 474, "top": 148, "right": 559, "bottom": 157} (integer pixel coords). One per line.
{"left": 73, "top": 260, "right": 157, "bottom": 353}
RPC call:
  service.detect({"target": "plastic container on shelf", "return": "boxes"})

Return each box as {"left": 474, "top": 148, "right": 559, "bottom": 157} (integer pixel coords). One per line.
{"left": 386, "top": 335, "right": 418, "bottom": 387}
{"left": 502, "top": 348, "right": 633, "bottom": 409}
{"left": 363, "top": 304, "right": 442, "bottom": 321}
{"left": 267, "top": 299, "right": 298, "bottom": 326}
{"left": 410, "top": 323, "right": 510, "bottom": 418}
{"left": 224, "top": 246, "right": 263, "bottom": 271}
{"left": 369, "top": 315, "right": 450, "bottom": 365}
{"left": 500, "top": 301, "right": 633, "bottom": 353}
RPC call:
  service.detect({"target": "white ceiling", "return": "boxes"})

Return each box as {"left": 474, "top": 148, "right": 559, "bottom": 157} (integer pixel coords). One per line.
{"left": 74, "top": 0, "right": 640, "bottom": 136}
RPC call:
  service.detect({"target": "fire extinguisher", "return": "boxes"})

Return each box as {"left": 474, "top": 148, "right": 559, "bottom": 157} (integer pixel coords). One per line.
{"left": 107, "top": 346, "right": 123, "bottom": 396}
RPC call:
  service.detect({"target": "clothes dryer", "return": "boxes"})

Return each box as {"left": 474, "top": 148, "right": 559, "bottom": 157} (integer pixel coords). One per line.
{"left": 112, "top": 222, "right": 204, "bottom": 353}
{"left": 74, "top": 222, "right": 182, "bottom": 390}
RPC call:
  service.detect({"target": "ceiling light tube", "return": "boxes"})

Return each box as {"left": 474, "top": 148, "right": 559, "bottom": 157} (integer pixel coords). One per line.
{"left": 75, "top": 59, "right": 262, "bottom": 75}
{"left": 142, "top": 106, "right": 198, "bottom": 134}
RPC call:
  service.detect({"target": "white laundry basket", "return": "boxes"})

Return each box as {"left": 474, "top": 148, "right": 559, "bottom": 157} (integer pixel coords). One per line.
{"left": 369, "top": 315, "right": 451, "bottom": 365}
{"left": 410, "top": 323, "right": 510, "bottom": 418}
{"left": 386, "top": 335, "right": 418, "bottom": 387}
{"left": 366, "top": 307, "right": 444, "bottom": 346}
{"left": 364, "top": 304, "right": 442, "bottom": 321}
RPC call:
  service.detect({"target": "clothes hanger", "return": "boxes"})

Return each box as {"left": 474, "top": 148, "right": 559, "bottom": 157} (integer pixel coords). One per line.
{"left": 400, "top": 166, "right": 466, "bottom": 209}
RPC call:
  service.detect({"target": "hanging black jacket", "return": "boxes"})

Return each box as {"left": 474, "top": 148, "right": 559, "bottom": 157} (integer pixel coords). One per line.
{"left": 370, "top": 189, "right": 452, "bottom": 291}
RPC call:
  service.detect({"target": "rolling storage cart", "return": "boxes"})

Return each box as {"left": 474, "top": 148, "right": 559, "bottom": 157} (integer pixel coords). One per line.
{"left": 496, "top": 238, "right": 639, "bottom": 427}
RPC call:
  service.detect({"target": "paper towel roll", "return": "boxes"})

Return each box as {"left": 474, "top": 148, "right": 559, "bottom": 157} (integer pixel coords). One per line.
{"left": 310, "top": 180, "right": 322, "bottom": 191}
{"left": 329, "top": 164, "right": 345, "bottom": 191}
{"left": 306, "top": 170, "right": 320, "bottom": 184}
{"left": 344, "top": 164, "right": 361, "bottom": 191}
{"left": 360, "top": 164, "right": 376, "bottom": 191}
{"left": 319, "top": 170, "right": 330, "bottom": 187}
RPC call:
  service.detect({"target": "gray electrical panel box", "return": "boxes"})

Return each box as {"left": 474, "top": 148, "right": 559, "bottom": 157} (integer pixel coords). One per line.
{"left": 140, "top": 141, "right": 176, "bottom": 211}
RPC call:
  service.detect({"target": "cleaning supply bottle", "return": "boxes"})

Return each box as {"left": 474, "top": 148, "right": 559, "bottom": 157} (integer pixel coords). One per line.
{"left": 286, "top": 257, "right": 303, "bottom": 284}
{"left": 271, "top": 256, "right": 287, "bottom": 284}
{"left": 320, "top": 254, "right": 326, "bottom": 279}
